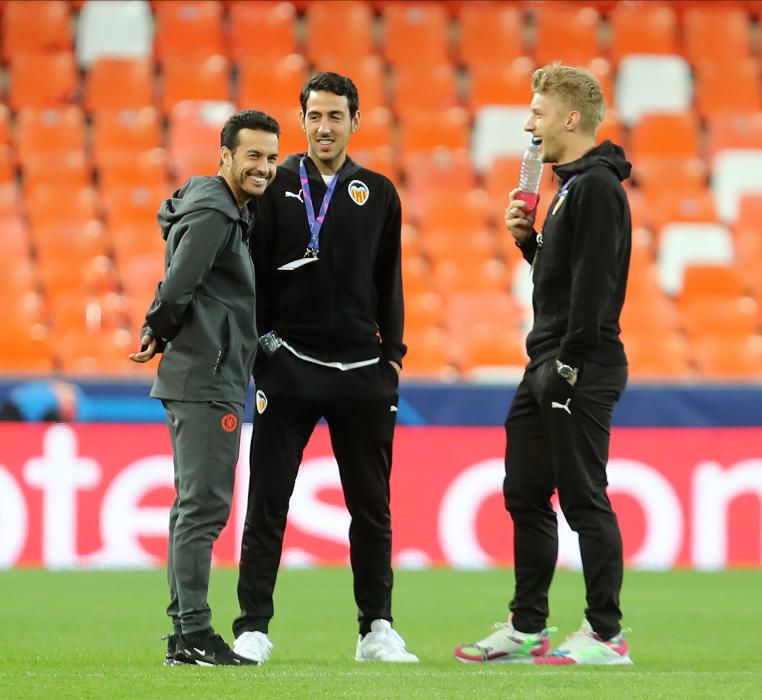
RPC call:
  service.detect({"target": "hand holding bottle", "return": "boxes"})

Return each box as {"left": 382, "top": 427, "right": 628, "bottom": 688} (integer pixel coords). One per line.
{"left": 505, "top": 188, "right": 535, "bottom": 245}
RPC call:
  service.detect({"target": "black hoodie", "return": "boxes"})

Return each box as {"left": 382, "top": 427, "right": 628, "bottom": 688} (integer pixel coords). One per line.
{"left": 144, "top": 175, "right": 258, "bottom": 403}
{"left": 517, "top": 140, "right": 632, "bottom": 369}
{"left": 251, "top": 154, "right": 405, "bottom": 366}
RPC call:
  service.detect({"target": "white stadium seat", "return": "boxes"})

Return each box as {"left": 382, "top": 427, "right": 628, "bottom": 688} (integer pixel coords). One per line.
{"left": 472, "top": 106, "right": 533, "bottom": 173}
{"left": 711, "top": 149, "right": 762, "bottom": 224}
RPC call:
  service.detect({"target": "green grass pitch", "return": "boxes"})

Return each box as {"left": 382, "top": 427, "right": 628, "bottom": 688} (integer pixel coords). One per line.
{"left": 1, "top": 567, "right": 760, "bottom": 699}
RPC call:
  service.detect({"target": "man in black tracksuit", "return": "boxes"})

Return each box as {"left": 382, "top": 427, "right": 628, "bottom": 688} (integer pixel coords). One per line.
{"left": 129, "top": 110, "right": 280, "bottom": 666}
{"left": 455, "top": 63, "right": 633, "bottom": 666}
{"left": 232, "top": 73, "right": 418, "bottom": 664}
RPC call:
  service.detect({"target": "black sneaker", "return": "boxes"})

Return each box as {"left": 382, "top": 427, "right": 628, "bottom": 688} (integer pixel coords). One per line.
{"left": 163, "top": 633, "right": 191, "bottom": 666}
{"left": 175, "top": 629, "right": 258, "bottom": 666}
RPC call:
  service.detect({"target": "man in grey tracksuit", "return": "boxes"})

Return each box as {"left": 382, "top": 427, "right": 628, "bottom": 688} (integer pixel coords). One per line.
{"left": 129, "top": 110, "right": 279, "bottom": 666}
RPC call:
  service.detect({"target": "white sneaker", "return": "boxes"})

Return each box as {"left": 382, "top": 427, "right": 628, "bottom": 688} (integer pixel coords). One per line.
{"left": 454, "top": 619, "right": 551, "bottom": 663}
{"left": 233, "top": 631, "right": 273, "bottom": 663}
{"left": 355, "top": 619, "right": 419, "bottom": 663}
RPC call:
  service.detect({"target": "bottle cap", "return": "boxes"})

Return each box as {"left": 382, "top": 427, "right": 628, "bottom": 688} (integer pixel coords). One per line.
{"left": 531, "top": 137, "right": 542, "bottom": 145}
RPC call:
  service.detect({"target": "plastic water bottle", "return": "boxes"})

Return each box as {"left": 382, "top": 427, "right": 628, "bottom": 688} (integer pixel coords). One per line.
{"left": 517, "top": 136, "right": 543, "bottom": 217}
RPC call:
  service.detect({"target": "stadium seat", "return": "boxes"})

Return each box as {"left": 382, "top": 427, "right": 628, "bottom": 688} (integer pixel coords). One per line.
{"left": 0, "top": 256, "right": 38, "bottom": 297}
{"left": 0, "top": 323, "right": 55, "bottom": 372}
{"left": 382, "top": 3, "right": 450, "bottom": 69}
{"left": 0, "top": 104, "right": 11, "bottom": 146}
{"left": 31, "top": 220, "right": 108, "bottom": 264}
{"left": 56, "top": 327, "right": 136, "bottom": 375}
{"left": 401, "top": 255, "right": 433, "bottom": 297}
{"left": 15, "top": 106, "right": 86, "bottom": 158}
{"left": 26, "top": 185, "right": 99, "bottom": 232}
{"left": 118, "top": 252, "right": 164, "bottom": 304}
{"left": 621, "top": 289, "right": 680, "bottom": 338}
{"left": 313, "top": 55, "right": 387, "bottom": 112}
{"left": 403, "top": 149, "right": 476, "bottom": 200}
{"left": 634, "top": 156, "right": 707, "bottom": 201}
{"left": 0, "top": 145, "right": 15, "bottom": 185}
{"left": 1, "top": 0, "right": 72, "bottom": 62}
{"left": 678, "top": 264, "right": 749, "bottom": 302}
{"left": 236, "top": 54, "right": 308, "bottom": 115}
{"left": 347, "top": 107, "right": 394, "bottom": 152}
{"left": 734, "top": 224, "right": 762, "bottom": 299}
{"left": 432, "top": 258, "right": 510, "bottom": 294}
{"left": 467, "top": 57, "right": 534, "bottom": 113}
{"left": 8, "top": 52, "right": 79, "bottom": 110}
{"left": 629, "top": 112, "right": 701, "bottom": 161}
{"left": 399, "top": 106, "right": 470, "bottom": 155}
{"left": 304, "top": 1, "right": 374, "bottom": 64}
{"left": 623, "top": 330, "right": 692, "bottom": 379}
{"left": 84, "top": 58, "right": 155, "bottom": 112}
{"left": 682, "top": 5, "right": 751, "bottom": 67}
{"left": 0, "top": 183, "right": 22, "bottom": 220}
{"left": 657, "top": 223, "right": 735, "bottom": 296}
{"left": 692, "top": 334, "right": 762, "bottom": 379}
{"left": 161, "top": 55, "right": 231, "bottom": 115}
{"left": 608, "top": 2, "right": 678, "bottom": 65}
{"left": 349, "top": 146, "right": 400, "bottom": 185}
{"left": 4, "top": 290, "right": 47, "bottom": 329}
{"left": 22, "top": 150, "right": 91, "bottom": 197}
{"left": 445, "top": 291, "right": 522, "bottom": 335}
{"left": 98, "top": 148, "right": 170, "bottom": 192}
{"left": 102, "top": 184, "right": 167, "bottom": 229}
{"left": 711, "top": 149, "right": 762, "bottom": 223}
{"left": 153, "top": 0, "right": 225, "bottom": 62}
{"left": 614, "top": 55, "right": 692, "bottom": 127}
{"left": 596, "top": 108, "right": 624, "bottom": 147}
{"left": 414, "top": 188, "right": 489, "bottom": 232}
{"left": 532, "top": 3, "right": 601, "bottom": 67}
{"left": 419, "top": 228, "right": 497, "bottom": 266}
{"left": 455, "top": 326, "right": 528, "bottom": 376}
{"left": 406, "top": 290, "right": 445, "bottom": 332}
{"left": 400, "top": 327, "right": 456, "bottom": 378}
{"left": 76, "top": 0, "right": 153, "bottom": 68}
{"left": 227, "top": 1, "right": 298, "bottom": 63}
{"left": 39, "top": 252, "right": 119, "bottom": 299}
{"left": 0, "top": 217, "right": 29, "bottom": 261}
{"left": 457, "top": 3, "right": 525, "bottom": 69}
{"left": 679, "top": 297, "right": 758, "bottom": 341}
{"left": 110, "top": 222, "right": 165, "bottom": 267}
{"left": 706, "top": 112, "right": 762, "bottom": 160}
{"left": 91, "top": 108, "right": 163, "bottom": 163}
{"left": 472, "top": 106, "right": 534, "bottom": 172}
{"left": 167, "top": 100, "right": 236, "bottom": 168}
{"left": 694, "top": 58, "right": 762, "bottom": 121}
{"left": 645, "top": 190, "right": 717, "bottom": 235}
{"left": 49, "top": 291, "right": 130, "bottom": 334}
{"left": 392, "top": 63, "right": 460, "bottom": 120}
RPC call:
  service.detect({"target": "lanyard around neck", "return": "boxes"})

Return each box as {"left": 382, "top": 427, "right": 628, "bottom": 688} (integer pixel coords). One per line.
{"left": 299, "top": 156, "right": 342, "bottom": 256}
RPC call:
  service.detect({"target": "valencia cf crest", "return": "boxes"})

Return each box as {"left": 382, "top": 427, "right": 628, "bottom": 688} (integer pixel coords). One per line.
{"left": 256, "top": 389, "right": 268, "bottom": 414}
{"left": 348, "top": 180, "right": 370, "bottom": 206}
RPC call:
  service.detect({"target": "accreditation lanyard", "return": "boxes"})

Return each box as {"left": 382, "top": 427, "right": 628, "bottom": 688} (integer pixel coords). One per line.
{"left": 536, "top": 174, "right": 579, "bottom": 252}
{"left": 300, "top": 156, "right": 342, "bottom": 258}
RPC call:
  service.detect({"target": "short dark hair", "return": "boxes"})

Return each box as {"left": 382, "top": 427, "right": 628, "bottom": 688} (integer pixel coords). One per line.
{"left": 299, "top": 72, "right": 359, "bottom": 119}
{"left": 220, "top": 110, "right": 280, "bottom": 151}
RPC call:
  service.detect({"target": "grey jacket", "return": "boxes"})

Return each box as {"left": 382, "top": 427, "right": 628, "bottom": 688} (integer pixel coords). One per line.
{"left": 144, "top": 176, "right": 257, "bottom": 403}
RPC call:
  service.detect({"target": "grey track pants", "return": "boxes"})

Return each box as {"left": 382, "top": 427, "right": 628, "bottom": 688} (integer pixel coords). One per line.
{"left": 163, "top": 399, "right": 243, "bottom": 634}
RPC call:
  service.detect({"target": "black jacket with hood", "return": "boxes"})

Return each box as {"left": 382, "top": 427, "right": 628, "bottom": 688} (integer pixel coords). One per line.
{"left": 250, "top": 153, "right": 405, "bottom": 367}
{"left": 517, "top": 140, "right": 631, "bottom": 369}
{"left": 144, "top": 175, "right": 257, "bottom": 403}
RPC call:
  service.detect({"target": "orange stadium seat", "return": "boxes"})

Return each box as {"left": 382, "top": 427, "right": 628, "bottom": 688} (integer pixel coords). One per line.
{"left": 633, "top": 157, "right": 707, "bottom": 202}
{"left": 679, "top": 297, "right": 758, "bottom": 341}
{"left": 0, "top": 257, "right": 38, "bottom": 297}
{"left": 305, "top": 1, "right": 374, "bottom": 64}
{"left": 419, "top": 228, "right": 498, "bottom": 265}
{"left": 348, "top": 146, "right": 400, "bottom": 185}
{"left": 646, "top": 190, "right": 718, "bottom": 234}
{"left": 467, "top": 57, "right": 535, "bottom": 113}
{"left": 734, "top": 223, "right": 762, "bottom": 298}
{"left": 110, "top": 222, "right": 165, "bottom": 268}
{"left": 21, "top": 150, "right": 90, "bottom": 197}
{"left": 167, "top": 101, "right": 235, "bottom": 165}
{"left": 0, "top": 323, "right": 54, "bottom": 372}
{"left": 392, "top": 62, "right": 460, "bottom": 120}
{"left": 414, "top": 188, "right": 489, "bottom": 231}
{"left": 629, "top": 112, "right": 701, "bottom": 161}
{"left": 0, "top": 182, "right": 21, "bottom": 220}
{"left": 608, "top": 2, "right": 678, "bottom": 64}
{"left": 400, "top": 327, "right": 455, "bottom": 377}
{"left": 706, "top": 112, "right": 762, "bottom": 160}
{"left": 0, "top": 217, "right": 29, "bottom": 261}
{"left": 445, "top": 291, "right": 522, "bottom": 336}
{"left": 399, "top": 106, "right": 470, "bottom": 154}
{"left": 596, "top": 107, "right": 624, "bottom": 146}
{"left": 694, "top": 57, "right": 762, "bottom": 121}
{"left": 14, "top": 106, "right": 86, "bottom": 157}
{"left": 401, "top": 255, "right": 433, "bottom": 297}
{"left": 102, "top": 184, "right": 167, "bottom": 229}
{"left": 1, "top": 0, "right": 72, "bottom": 62}
{"left": 679, "top": 264, "right": 749, "bottom": 302}
{"left": 0, "top": 104, "right": 11, "bottom": 145}
{"left": 314, "top": 55, "right": 387, "bottom": 112}
{"left": 456, "top": 326, "right": 528, "bottom": 374}
{"left": 457, "top": 3, "right": 524, "bottom": 69}
{"left": 532, "top": 3, "right": 601, "bottom": 67}
{"left": 98, "top": 148, "right": 171, "bottom": 192}
{"left": 0, "top": 145, "right": 14, "bottom": 184}
{"left": 403, "top": 149, "right": 476, "bottom": 199}
{"left": 118, "top": 252, "right": 164, "bottom": 302}
{"left": 32, "top": 220, "right": 108, "bottom": 266}
{"left": 237, "top": 54, "right": 308, "bottom": 115}
{"left": 382, "top": 3, "right": 451, "bottom": 69}
{"left": 683, "top": 5, "right": 752, "bottom": 66}
{"left": 161, "top": 55, "right": 231, "bottom": 114}
{"left": 153, "top": 0, "right": 226, "bottom": 62}
{"left": 49, "top": 291, "right": 130, "bottom": 334}
{"left": 432, "top": 258, "right": 510, "bottom": 295}
{"left": 227, "top": 1, "right": 297, "bottom": 63}
{"left": 405, "top": 290, "right": 445, "bottom": 332}
{"left": 55, "top": 328, "right": 136, "bottom": 376}
{"left": 91, "top": 108, "right": 163, "bottom": 162}
{"left": 624, "top": 331, "right": 692, "bottom": 380}
{"left": 84, "top": 58, "right": 155, "bottom": 113}
{"left": 344, "top": 107, "right": 394, "bottom": 151}
{"left": 4, "top": 290, "right": 47, "bottom": 329}
{"left": 25, "top": 185, "right": 99, "bottom": 231}
{"left": 8, "top": 52, "right": 79, "bottom": 110}
{"left": 621, "top": 291, "right": 681, "bottom": 338}
{"left": 692, "top": 334, "right": 762, "bottom": 379}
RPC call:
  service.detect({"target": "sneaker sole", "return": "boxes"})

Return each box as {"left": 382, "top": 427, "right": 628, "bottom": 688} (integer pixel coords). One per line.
{"left": 454, "top": 653, "right": 537, "bottom": 664}
{"left": 535, "top": 655, "right": 634, "bottom": 666}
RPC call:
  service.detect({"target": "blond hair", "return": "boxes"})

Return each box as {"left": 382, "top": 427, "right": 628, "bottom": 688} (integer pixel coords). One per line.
{"left": 531, "top": 62, "right": 606, "bottom": 134}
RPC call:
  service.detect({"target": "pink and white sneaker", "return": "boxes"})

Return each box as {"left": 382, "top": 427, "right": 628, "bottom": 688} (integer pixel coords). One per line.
{"left": 535, "top": 619, "right": 633, "bottom": 665}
